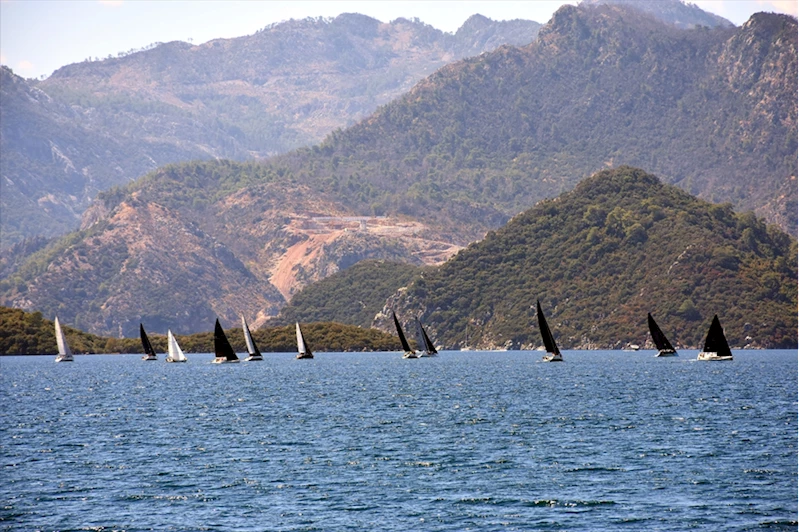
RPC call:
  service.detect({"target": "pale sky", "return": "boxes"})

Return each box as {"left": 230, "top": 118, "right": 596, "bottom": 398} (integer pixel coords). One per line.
{"left": 1, "top": 0, "right": 797, "bottom": 80}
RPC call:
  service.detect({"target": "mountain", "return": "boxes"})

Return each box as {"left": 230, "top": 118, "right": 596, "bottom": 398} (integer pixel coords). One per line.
{"left": 0, "top": 14, "right": 541, "bottom": 247}
{"left": 581, "top": 0, "right": 734, "bottom": 29}
{"left": 271, "top": 6, "right": 795, "bottom": 236}
{"left": 1, "top": 6, "right": 795, "bottom": 336}
{"left": 375, "top": 167, "right": 797, "bottom": 350}
{"left": 274, "top": 259, "right": 425, "bottom": 327}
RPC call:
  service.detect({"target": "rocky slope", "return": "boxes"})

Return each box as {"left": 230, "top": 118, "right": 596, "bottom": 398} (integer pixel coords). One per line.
{"left": 1, "top": 14, "right": 541, "bottom": 247}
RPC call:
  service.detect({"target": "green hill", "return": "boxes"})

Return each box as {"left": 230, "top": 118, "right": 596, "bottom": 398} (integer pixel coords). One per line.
{"left": 380, "top": 167, "right": 797, "bottom": 350}
{"left": 274, "top": 260, "right": 424, "bottom": 327}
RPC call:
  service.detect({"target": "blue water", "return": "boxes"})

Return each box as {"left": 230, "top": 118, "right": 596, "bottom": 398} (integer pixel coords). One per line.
{"left": 1, "top": 350, "right": 796, "bottom": 531}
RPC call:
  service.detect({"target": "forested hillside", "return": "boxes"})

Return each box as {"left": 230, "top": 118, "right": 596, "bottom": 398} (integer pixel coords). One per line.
{"left": 378, "top": 167, "right": 797, "bottom": 350}
{"left": 274, "top": 260, "right": 424, "bottom": 327}
{"left": 1, "top": 14, "right": 540, "bottom": 246}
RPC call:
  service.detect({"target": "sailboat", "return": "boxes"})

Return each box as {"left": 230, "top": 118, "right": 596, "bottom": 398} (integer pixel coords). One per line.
{"left": 165, "top": 330, "right": 187, "bottom": 363}
{"left": 697, "top": 315, "right": 733, "bottom": 361}
{"left": 140, "top": 324, "right": 158, "bottom": 361}
{"left": 295, "top": 322, "right": 313, "bottom": 359}
{"left": 647, "top": 313, "right": 677, "bottom": 357}
{"left": 54, "top": 317, "right": 74, "bottom": 363}
{"left": 536, "top": 300, "right": 563, "bottom": 362}
{"left": 393, "top": 311, "right": 417, "bottom": 358}
{"left": 241, "top": 316, "right": 263, "bottom": 361}
{"left": 212, "top": 319, "right": 240, "bottom": 364}
{"left": 415, "top": 317, "right": 438, "bottom": 357}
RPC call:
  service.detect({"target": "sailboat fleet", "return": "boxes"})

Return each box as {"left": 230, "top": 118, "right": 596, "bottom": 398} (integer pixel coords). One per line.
{"left": 50, "top": 308, "right": 736, "bottom": 362}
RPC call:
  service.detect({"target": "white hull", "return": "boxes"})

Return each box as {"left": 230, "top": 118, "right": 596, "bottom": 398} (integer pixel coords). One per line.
{"left": 655, "top": 349, "right": 678, "bottom": 357}
{"left": 141, "top": 354, "right": 157, "bottom": 361}
{"left": 296, "top": 353, "right": 313, "bottom": 359}
{"left": 244, "top": 355, "right": 263, "bottom": 361}
{"left": 403, "top": 351, "right": 419, "bottom": 359}
{"left": 165, "top": 357, "right": 187, "bottom": 363}
{"left": 697, "top": 352, "right": 733, "bottom": 361}
{"left": 212, "top": 357, "right": 240, "bottom": 364}
{"left": 54, "top": 354, "right": 74, "bottom": 363}
{"left": 542, "top": 353, "right": 563, "bottom": 362}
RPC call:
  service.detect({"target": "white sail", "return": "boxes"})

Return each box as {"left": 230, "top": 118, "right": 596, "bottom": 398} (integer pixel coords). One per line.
{"left": 54, "top": 317, "right": 74, "bottom": 362}
{"left": 167, "top": 330, "right": 187, "bottom": 362}
{"left": 296, "top": 322, "right": 306, "bottom": 355}
{"left": 242, "top": 315, "right": 256, "bottom": 355}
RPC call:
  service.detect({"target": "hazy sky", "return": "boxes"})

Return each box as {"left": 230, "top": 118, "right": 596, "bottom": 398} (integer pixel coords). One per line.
{"left": 2, "top": 0, "right": 797, "bottom": 80}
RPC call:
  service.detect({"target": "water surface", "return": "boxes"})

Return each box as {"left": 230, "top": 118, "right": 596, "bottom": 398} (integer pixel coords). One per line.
{"left": 1, "top": 350, "right": 796, "bottom": 531}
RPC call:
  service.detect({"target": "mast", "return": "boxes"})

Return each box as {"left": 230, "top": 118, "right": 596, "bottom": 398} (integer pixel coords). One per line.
{"left": 214, "top": 319, "right": 239, "bottom": 361}
{"left": 140, "top": 324, "right": 156, "bottom": 357}
{"left": 536, "top": 300, "right": 561, "bottom": 356}
{"left": 647, "top": 313, "right": 676, "bottom": 352}
{"left": 241, "top": 315, "right": 261, "bottom": 357}
{"left": 392, "top": 312, "right": 413, "bottom": 353}
{"left": 702, "top": 315, "right": 732, "bottom": 359}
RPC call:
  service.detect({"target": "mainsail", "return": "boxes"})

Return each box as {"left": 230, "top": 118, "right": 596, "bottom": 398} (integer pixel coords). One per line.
{"left": 392, "top": 311, "right": 413, "bottom": 353}
{"left": 167, "top": 330, "right": 187, "bottom": 362}
{"left": 296, "top": 322, "right": 313, "bottom": 358}
{"left": 417, "top": 318, "right": 438, "bottom": 355}
{"left": 241, "top": 316, "right": 262, "bottom": 358}
{"left": 647, "top": 313, "right": 676, "bottom": 353}
{"left": 214, "top": 319, "right": 239, "bottom": 362}
{"left": 140, "top": 324, "right": 157, "bottom": 359}
{"left": 54, "top": 317, "right": 74, "bottom": 362}
{"left": 702, "top": 315, "right": 732, "bottom": 359}
{"left": 536, "top": 300, "right": 561, "bottom": 357}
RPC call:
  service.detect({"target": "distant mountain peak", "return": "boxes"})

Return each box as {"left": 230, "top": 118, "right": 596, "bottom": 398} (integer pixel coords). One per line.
{"left": 579, "top": 0, "right": 734, "bottom": 29}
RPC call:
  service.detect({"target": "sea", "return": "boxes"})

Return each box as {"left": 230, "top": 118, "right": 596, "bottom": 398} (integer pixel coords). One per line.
{"left": 1, "top": 350, "right": 796, "bottom": 531}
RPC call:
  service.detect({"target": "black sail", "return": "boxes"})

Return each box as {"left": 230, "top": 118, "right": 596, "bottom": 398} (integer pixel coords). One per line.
{"left": 393, "top": 312, "right": 413, "bottom": 353}
{"left": 702, "top": 315, "right": 732, "bottom": 358}
{"left": 647, "top": 313, "right": 676, "bottom": 352}
{"left": 420, "top": 320, "right": 438, "bottom": 354}
{"left": 140, "top": 324, "right": 156, "bottom": 357}
{"left": 536, "top": 300, "right": 561, "bottom": 356}
{"left": 214, "top": 319, "right": 239, "bottom": 361}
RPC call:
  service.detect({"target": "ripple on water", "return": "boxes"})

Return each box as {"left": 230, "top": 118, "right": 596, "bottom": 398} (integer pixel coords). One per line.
{"left": 0, "top": 350, "right": 796, "bottom": 531}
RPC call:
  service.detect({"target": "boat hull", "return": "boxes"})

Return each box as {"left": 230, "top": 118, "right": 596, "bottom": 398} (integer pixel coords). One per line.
{"left": 655, "top": 349, "right": 678, "bottom": 357}
{"left": 403, "top": 351, "right": 419, "bottom": 359}
{"left": 212, "top": 358, "right": 240, "bottom": 364}
{"left": 141, "top": 354, "right": 157, "bottom": 361}
{"left": 542, "top": 353, "right": 563, "bottom": 362}
{"left": 697, "top": 352, "right": 733, "bottom": 361}
{"left": 244, "top": 355, "right": 263, "bottom": 361}
{"left": 165, "top": 357, "right": 186, "bottom": 363}
{"left": 55, "top": 355, "right": 74, "bottom": 363}
{"left": 296, "top": 353, "right": 313, "bottom": 359}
